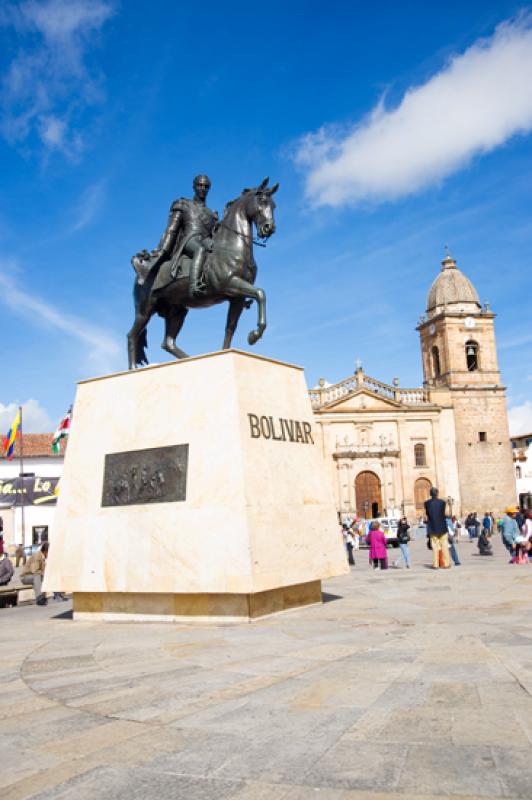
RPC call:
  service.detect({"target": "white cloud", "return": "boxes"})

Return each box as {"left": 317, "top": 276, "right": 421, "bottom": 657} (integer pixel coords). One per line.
{"left": 0, "top": 265, "right": 121, "bottom": 373}
{"left": 508, "top": 401, "right": 532, "bottom": 436}
{"left": 71, "top": 181, "right": 106, "bottom": 232}
{"left": 0, "top": 0, "right": 114, "bottom": 157}
{"left": 0, "top": 399, "right": 52, "bottom": 433}
{"left": 16, "top": 0, "right": 112, "bottom": 42}
{"left": 295, "top": 15, "right": 532, "bottom": 207}
{"left": 39, "top": 114, "right": 67, "bottom": 148}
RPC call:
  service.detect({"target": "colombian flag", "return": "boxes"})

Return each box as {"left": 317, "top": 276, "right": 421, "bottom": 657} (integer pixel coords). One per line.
{"left": 3, "top": 409, "right": 21, "bottom": 461}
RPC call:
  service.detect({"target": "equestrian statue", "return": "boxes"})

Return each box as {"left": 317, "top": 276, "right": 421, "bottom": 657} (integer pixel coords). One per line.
{"left": 127, "top": 175, "right": 278, "bottom": 370}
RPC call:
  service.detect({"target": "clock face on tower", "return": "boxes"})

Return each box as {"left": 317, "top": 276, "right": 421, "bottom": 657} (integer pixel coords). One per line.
{"left": 429, "top": 323, "right": 436, "bottom": 335}
{"left": 464, "top": 316, "right": 476, "bottom": 329}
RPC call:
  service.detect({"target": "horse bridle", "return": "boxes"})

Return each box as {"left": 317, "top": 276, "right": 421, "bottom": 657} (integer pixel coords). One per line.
{"left": 217, "top": 220, "right": 268, "bottom": 248}
{"left": 218, "top": 193, "right": 271, "bottom": 247}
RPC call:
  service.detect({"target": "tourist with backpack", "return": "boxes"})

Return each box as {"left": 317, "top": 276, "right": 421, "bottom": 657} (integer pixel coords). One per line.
{"left": 395, "top": 518, "right": 411, "bottom": 568}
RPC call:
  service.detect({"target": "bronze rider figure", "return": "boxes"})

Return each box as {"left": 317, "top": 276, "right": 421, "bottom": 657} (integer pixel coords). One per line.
{"left": 132, "top": 174, "right": 218, "bottom": 298}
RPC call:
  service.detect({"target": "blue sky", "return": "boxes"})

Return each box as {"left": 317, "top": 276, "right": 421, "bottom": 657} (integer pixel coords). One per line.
{"left": 1, "top": 0, "right": 532, "bottom": 433}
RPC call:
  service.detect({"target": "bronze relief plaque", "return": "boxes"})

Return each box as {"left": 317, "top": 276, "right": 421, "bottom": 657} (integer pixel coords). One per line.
{"left": 101, "top": 444, "right": 188, "bottom": 507}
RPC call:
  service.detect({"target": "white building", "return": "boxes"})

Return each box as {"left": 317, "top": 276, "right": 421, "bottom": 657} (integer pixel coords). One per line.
{"left": 0, "top": 434, "right": 65, "bottom": 548}
{"left": 511, "top": 432, "right": 532, "bottom": 507}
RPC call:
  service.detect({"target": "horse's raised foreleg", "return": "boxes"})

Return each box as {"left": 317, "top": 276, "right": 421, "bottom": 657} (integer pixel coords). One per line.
{"left": 223, "top": 298, "right": 245, "bottom": 350}
{"left": 161, "top": 306, "right": 189, "bottom": 360}
{"left": 226, "top": 276, "right": 266, "bottom": 346}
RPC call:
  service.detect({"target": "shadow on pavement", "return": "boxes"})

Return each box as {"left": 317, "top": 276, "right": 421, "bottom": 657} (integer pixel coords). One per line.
{"left": 321, "top": 592, "right": 343, "bottom": 604}
{"left": 52, "top": 608, "right": 73, "bottom": 620}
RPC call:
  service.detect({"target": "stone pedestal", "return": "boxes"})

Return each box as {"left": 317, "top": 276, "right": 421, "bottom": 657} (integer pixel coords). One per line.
{"left": 44, "top": 350, "right": 348, "bottom": 622}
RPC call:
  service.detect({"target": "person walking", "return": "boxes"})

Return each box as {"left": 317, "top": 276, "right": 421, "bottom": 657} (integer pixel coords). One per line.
{"left": 345, "top": 528, "right": 355, "bottom": 566}
{"left": 20, "top": 542, "right": 49, "bottom": 605}
{"left": 353, "top": 527, "right": 361, "bottom": 551}
{"left": 522, "top": 511, "right": 532, "bottom": 544}
{"left": 367, "top": 521, "right": 388, "bottom": 570}
{"left": 500, "top": 506, "right": 519, "bottom": 562}
{"left": 15, "top": 544, "right": 26, "bottom": 568}
{"left": 446, "top": 517, "right": 461, "bottom": 565}
{"left": 482, "top": 512, "right": 492, "bottom": 537}
{"left": 425, "top": 488, "right": 451, "bottom": 569}
{"left": 395, "top": 517, "right": 411, "bottom": 568}
{"left": 523, "top": 512, "right": 532, "bottom": 557}
{"left": 466, "top": 512, "right": 479, "bottom": 541}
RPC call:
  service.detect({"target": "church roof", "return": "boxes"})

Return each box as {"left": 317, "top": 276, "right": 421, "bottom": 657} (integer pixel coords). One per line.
{"left": 308, "top": 371, "right": 431, "bottom": 410}
{"left": 426, "top": 253, "right": 481, "bottom": 316}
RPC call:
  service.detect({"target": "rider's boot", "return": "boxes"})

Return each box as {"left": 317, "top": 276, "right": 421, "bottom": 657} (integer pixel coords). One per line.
{"left": 188, "top": 250, "right": 206, "bottom": 298}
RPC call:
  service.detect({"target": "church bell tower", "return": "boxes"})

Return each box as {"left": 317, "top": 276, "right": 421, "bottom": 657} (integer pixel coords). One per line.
{"left": 418, "top": 253, "right": 515, "bottom": 513}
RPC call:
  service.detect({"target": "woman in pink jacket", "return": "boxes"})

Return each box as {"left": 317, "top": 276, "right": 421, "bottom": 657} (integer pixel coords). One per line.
{"left": 366, "top": 521, "right": 388, "bottom": 570}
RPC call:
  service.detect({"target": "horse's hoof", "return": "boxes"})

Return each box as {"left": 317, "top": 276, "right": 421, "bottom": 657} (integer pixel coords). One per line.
{"left": 248, "top": 331, "right": 259, "bottom": 346}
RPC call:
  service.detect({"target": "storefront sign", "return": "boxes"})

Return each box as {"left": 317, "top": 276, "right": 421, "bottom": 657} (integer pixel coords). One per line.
{"left": 0, "top": 476, "right": 59, "bottom": 506}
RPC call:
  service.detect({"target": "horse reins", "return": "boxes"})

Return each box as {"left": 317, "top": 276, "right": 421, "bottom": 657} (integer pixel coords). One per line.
{"left": 218, "top": 220, "right": 268, "bottom": 248}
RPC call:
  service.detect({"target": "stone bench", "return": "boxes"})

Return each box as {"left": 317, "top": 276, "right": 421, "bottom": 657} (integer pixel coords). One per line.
{"left": 0, "top": 584, "right": 25, "bottom": 608}
{"left": 0, "top": 584, "right": 49, "bottom": 607}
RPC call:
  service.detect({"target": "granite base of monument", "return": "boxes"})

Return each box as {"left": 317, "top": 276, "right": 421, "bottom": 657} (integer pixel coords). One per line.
{"left": 44, "top": 350, "right": 348, "bottom": 622}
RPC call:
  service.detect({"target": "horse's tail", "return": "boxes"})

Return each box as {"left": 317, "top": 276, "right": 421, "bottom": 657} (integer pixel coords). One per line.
{"left": 136, "top": 328, "right": 148, "bottom": 366}
{"left": 131, "top": 277, "right": 150, "bottom": 366}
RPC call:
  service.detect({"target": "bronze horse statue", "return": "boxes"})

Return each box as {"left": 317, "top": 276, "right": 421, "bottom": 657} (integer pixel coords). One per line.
{"left": 127, "top": 178, "right": 278, "bottom": 369}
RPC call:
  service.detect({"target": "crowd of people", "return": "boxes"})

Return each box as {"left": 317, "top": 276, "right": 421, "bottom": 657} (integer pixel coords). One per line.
{"left": 340, "top": 516, "right": 413, "bottom": 571}
{"left": 2, "top": 499, "right": 532, "bottom": 608}
{"left": 499, "top": 505, "right": 532, "bottom": 563}
{"left": 340, "top": 493, "right": 532, "bottom": 571}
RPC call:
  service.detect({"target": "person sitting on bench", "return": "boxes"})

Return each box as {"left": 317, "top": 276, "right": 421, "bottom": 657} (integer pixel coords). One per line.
{"left": 0, "top": 550, "right": 14, "bottom": 586}
{"left": 20, "top": 542, "right": 49, "bottom": 605}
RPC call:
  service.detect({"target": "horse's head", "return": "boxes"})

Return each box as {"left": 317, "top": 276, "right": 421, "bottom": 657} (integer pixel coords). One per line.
{"left": 243, "top": 177, "right": 279, "bottom": 239}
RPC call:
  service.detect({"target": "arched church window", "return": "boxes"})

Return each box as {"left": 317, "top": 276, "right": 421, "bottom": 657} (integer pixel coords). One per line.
{"left": 431, "top": 346, "right": 441, "bottom": 378}
{"left": 414, "top": 443, "right": 426, "bottom": 466}
{"left": 465, "top": 340, "right": 479, "bottom": 371}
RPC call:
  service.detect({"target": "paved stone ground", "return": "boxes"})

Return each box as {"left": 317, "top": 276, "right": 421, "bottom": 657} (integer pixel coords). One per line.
{"left": 2, "top": 536, "right": 532, "bottom": 800}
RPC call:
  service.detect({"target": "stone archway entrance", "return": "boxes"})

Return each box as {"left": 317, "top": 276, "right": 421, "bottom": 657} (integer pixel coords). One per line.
{"left": 414, "top": 477, "right": 432, "bottom": 516}
{"left": 355, "top": 471, "right": 382, "bottom": 519}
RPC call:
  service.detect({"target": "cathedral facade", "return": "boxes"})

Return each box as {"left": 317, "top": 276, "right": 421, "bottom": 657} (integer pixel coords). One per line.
{"left": 310, "top": 254, "right": 516, "bottom": 520}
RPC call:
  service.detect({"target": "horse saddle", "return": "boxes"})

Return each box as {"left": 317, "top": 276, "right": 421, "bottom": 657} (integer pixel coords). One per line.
{"left": 151, "top": 255, "right": 191, "bottom": 293}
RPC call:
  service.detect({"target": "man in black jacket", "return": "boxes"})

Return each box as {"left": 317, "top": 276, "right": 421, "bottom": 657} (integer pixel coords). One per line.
{"left": 424, "top": 487, "right": 451, "bottom": 569}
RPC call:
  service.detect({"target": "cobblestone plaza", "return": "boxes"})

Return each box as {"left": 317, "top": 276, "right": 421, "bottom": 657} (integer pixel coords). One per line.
{"left": 2, "top": 537, "right": 532, "bottom": 800}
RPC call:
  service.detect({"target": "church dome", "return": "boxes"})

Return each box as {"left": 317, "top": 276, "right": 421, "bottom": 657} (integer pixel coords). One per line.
{"left": 426, "top": 253, "right": 481, "bottom": 316}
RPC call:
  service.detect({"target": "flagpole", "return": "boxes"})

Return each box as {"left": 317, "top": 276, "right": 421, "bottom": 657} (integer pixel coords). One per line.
{"left": 19, "top": 405, "right": 26, "bottom": 547}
